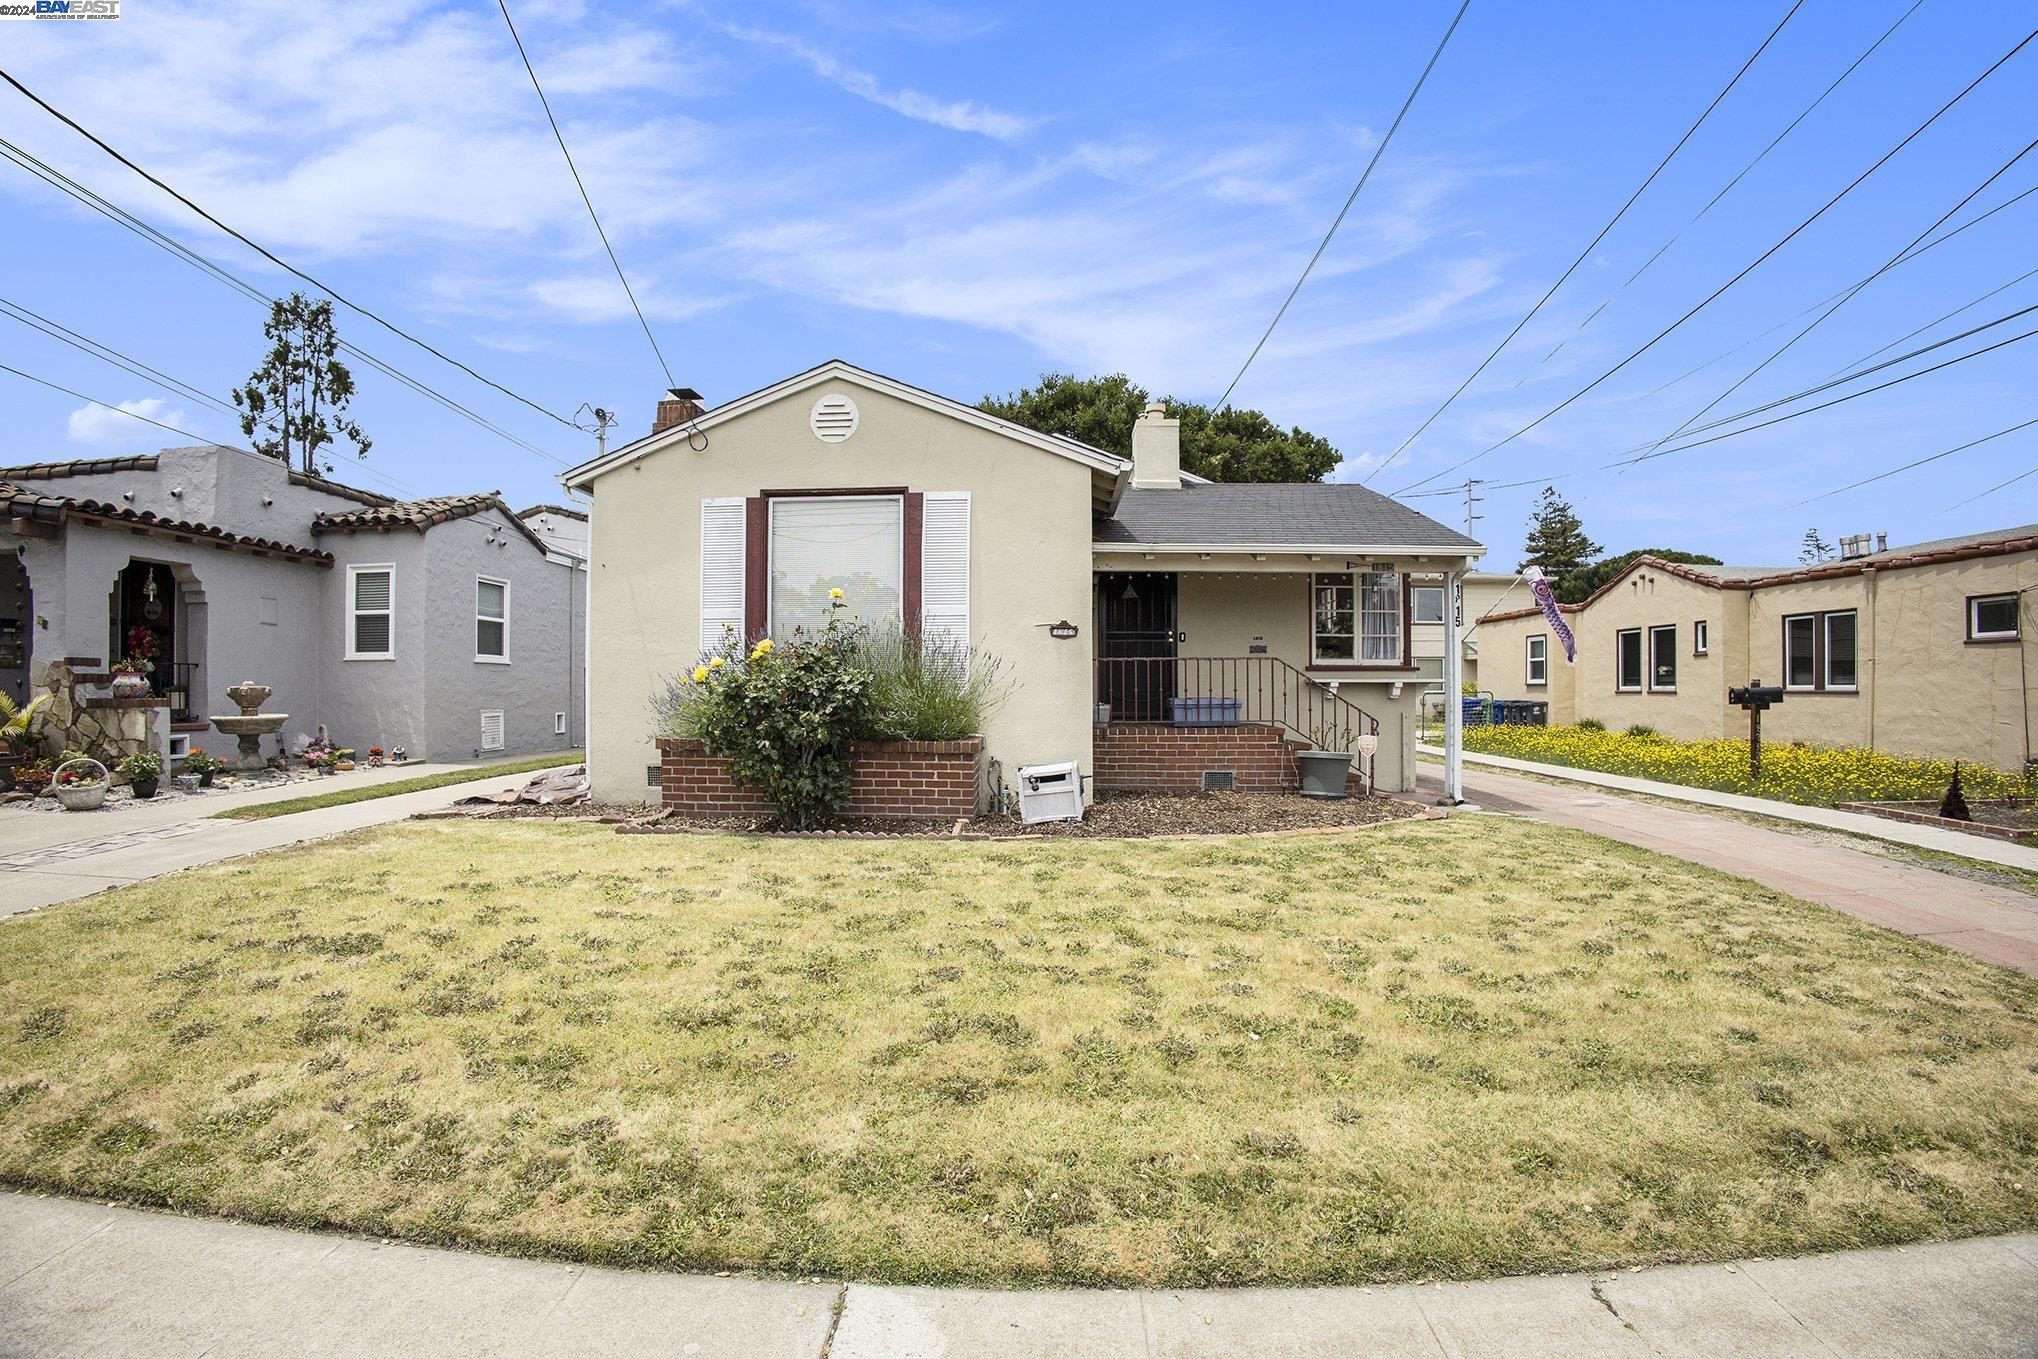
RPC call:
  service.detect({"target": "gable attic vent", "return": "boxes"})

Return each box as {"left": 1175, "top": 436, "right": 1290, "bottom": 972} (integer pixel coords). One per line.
{"left": 810, "top": 394, "right": 859, "bottom": 443}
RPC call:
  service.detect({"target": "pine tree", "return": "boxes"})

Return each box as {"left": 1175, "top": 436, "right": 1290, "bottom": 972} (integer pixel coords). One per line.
{"left": 232, "top": 292, "right": 371, "bottom": 474}
{"left": 1517, "top": 487, "right": 1602, "bottom": 597}
{"left": 1798, "top": 528, "right": 1834, "bottom": 565}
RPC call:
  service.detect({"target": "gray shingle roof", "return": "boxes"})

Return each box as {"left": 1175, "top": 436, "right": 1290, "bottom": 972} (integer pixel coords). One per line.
{"left": 1858, "top": 523, "right": 2038, "bottom": 561}
{"left": 1095, "top": 483, "right": 1483, "bottom": 552}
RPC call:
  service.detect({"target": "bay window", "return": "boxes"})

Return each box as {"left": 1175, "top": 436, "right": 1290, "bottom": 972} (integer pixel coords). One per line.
{"left": 1311, "top": 571, "right": 1404, "bottom": 665}
{"left": 769, "top": 495, "right": 903, "bottom": 636}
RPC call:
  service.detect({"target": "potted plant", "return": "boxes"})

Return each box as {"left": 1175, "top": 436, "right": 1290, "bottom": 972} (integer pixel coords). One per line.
{"left": 52, "top": 755, "right": 110, "bottom": 811}
{"left": 367, "top": 746, "right": 385, "bottom": 767}
{"left": 1, "top": 692, "right": 51, "bottom": 790}
{"left": 13, "top": 759, "right": 54, "bottom": 796}
{"left": 335, "top": 747, "right": 357, "bottom": 772}
{"left": 390, "top": 745, "right": 407, "bottom": 764}
{"left": 302, "top": 736, "right": 337, "bottom": 775}
{"left": 109, "top": 659, "right": 151, "bottom": 699}
{"left": 120, "top": 750, "right": 164, "bottom": 800}
{"left": 1296, "top": 720, "right": 1355, "bottom": 800}
{"left": 184, "top": 747, "right": 221, "bottom": 788}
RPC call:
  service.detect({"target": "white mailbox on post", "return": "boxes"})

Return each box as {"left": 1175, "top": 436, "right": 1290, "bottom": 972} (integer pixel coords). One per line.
{"left": 1016, "top": 761, "right": 1084, "bottom": 824}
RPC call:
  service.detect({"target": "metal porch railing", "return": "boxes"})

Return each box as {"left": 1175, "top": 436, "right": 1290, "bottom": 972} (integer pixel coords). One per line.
{"left": 1095, "top": 655, "right": 1380, "bottom": 753}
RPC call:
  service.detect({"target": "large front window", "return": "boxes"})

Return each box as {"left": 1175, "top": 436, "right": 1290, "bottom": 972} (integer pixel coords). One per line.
{"left": 1784, "top": 610, "right": 1857, "bottom": 691}
{"left": 1311, "top": 571, "right": 1402, "bottom": 664}
{"left": 769, "top": 495, "right": 903, "bottom": 636}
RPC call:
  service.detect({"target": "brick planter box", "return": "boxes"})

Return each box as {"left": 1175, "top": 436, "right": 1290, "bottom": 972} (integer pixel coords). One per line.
{"left": 1834, "top": 797, "right": 2036, "bottom": 842}
{"left": 655, "top": 737, "right": 982, "bottom": 820}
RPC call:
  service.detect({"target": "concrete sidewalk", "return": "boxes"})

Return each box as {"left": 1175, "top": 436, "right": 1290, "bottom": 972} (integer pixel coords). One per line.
{"left": 1422, "top": 745, "right": 2038, "bottom": 871}
{"left": 0, "top": 760, "right": 576, "bottom": 917}
{"left": 3, "top": 1193, "right": 2033, "bottom": 1358}
{"left": 1417, "top": 762, "right": 2038, "bottom": 977}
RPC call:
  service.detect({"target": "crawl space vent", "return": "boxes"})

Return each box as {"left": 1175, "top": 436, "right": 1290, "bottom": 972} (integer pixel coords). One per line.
{"left": 1201, "top": 770, "right": 1236, "bottom": 792}
{"left": 810, "top": 394, "right": 859, "bottom": 443}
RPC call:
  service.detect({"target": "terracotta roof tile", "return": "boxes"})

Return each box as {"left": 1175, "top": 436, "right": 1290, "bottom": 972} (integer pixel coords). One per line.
{"left": 0, "top": 479, "right": 332, "bottom": 564}
{"left": 312, "top": 492, "right": 550, "bottom": 553}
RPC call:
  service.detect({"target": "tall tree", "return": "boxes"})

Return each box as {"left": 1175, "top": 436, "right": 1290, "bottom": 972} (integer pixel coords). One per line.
{"left": 979, "top": 372, "right": 1339, "bottom": 482}
{"left": 1518, "top": 487, "right": 1602, "bottom": 597}
{"left": 1556, "top": 547, "right": 1724, "bottom": 604}
{"left": 232, "top": 292, "right": 370, "bottom": 474}
{"left": 1798, "top": 527, "right": 1835, "bottom": 565}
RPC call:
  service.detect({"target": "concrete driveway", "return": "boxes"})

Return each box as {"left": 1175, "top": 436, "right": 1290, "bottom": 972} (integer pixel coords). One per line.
{"left": 1419, "top": 763, "right": 2038, "bottom": 977}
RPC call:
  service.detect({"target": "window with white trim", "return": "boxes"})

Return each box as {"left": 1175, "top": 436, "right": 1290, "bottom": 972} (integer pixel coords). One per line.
{"left": 1616, "top": 628, "right": 1643, "bottom": 691}
{"left": 1312, "top": 573, "right": 1354, "bottom": 662}
{"left": 1525, "top": 634, "right": 1547, "bottom": 686}
{"left": 1648, "top": 624, "right": 1678, "bottom": 692}
{"left": 1693, "top": 619, "right": 1709, "bottom": 655}
{"left": 1784, "top": 614, "right": 1817, "bottom": 689}
{"left": 769, "top": 495, "right": 902, "bottom": 636}
{"left": 1968, "top": 593, "right": 2019, "bottom": 641}
{"left": 476, "top": 576, "right": 508, "bottom": 662}
{"left": 1412, "top": 585, "right": 1446, "bottom": 625}
{"left": 346, "top": 565, "right": 393, "bottom": 660}
{"left": 1313, "top": 571, "right": 1403, "bottom": 664}
{"left": 1824, "top": 611, "right": 1857, "bottom": 690}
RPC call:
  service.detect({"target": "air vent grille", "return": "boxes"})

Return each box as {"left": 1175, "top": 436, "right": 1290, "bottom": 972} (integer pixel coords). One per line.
{"left": 1201, "top": 770, "right": 1236, "bottom": 792}
{"left": 810, "top": 394, "right": 859, "bottom": 443}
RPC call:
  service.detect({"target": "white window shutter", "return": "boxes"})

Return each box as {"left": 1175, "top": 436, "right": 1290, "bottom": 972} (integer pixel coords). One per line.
{"left": 699, "top": 497, "right": 746, "bottom": 656}
{"left": 920, "top": 492, "right": 969, "bottom": 651}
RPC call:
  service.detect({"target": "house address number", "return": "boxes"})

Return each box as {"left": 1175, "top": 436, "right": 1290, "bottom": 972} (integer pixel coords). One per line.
{"left": 1047, "top": 620, "right": 1079, "bottom": 640}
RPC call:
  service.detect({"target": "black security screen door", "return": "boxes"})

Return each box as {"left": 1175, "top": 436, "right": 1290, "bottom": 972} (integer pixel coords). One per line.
{"left": 1098, "top": 571, "right": 1177, "bottom": 722}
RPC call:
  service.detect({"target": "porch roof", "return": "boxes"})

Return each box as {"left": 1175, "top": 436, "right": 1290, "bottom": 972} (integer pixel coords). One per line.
{"left": 1094, "top": 483, "right": 1483, "bottom": 556}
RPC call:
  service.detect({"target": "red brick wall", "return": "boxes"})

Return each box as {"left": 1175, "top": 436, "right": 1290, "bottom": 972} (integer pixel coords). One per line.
{"left": 655, "top": 738, "right": 981, "bottom": 819}
{"left": 1093, "top": 722, "right": 1302, "bottom": 794}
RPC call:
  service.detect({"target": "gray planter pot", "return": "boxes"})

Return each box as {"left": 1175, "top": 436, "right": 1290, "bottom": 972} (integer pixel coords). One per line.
{"left": 1296, "top": 750, "right": 1354, "bottom": 799}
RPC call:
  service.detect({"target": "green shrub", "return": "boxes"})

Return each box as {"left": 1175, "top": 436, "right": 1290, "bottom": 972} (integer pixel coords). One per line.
{"left": 1625, "top": 725, "right": 1656, "bottom": 739}
{"left": 655, "top": 603, "right": 873, "bottom": 830}
{"left": 1577, "top": 719, "right": 1606, "bottom": 732}
{"left": 852, "top": 625, "right": 1010, "bottom": 742}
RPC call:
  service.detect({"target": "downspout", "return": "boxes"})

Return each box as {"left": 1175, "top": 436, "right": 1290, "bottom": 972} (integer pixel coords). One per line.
{"left": 1862, "top": 566, "right": 1876, "bottom": 751}
{"left": 566, "top": 484, "right": 593, "bottom": 777}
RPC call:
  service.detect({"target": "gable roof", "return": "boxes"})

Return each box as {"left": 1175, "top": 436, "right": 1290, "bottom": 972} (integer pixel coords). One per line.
{"left": 312, "top": 493, "right": 550, "bottom": 553}
{"left": 0, "top": 478, "right": 332, "bottom": 564}
{"left": 560, "top": 359, "right": 1132, "bottom": 492}
{"left": 1096, "top": 483, "right": 1483, "bottom": 555}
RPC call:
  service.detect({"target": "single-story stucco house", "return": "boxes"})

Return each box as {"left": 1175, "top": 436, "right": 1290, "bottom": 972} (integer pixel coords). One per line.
{"left": 563, "top": 361, "right": 1485, "bottom": 813}
{"left": 2, "top": 444, "right": 587, "bottom": 768}
{"left": 1475, "top": 526, "right": 2038, "bottom": 771}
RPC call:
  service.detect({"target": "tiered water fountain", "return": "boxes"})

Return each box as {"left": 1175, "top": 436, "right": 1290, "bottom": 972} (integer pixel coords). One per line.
{"left": 210, "top": 682, "right": 288, "bottom": 772}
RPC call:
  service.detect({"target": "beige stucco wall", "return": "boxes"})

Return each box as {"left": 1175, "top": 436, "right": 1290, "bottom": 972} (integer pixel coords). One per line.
{"left": 583, "top": 377, "right": 1098, "bottom": 804}
{"left": 1749, "top": 552, "right": 2036, "bottom": 769}
{"left": 1474, "top": 609, "right": 1578, "bottom": 727}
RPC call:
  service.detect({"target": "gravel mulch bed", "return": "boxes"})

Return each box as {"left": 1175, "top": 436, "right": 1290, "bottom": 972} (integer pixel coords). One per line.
{"left": 442, "top": 789, "right": 1433, "bottom": 839}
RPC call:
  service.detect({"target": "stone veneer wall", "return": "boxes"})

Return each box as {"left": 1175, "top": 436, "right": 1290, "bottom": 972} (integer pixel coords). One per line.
{"left": 655, "top": 737, "right": 982, "bottom": 819}
{"left": 24, "top": 657, "right": 164, "bottom": 764}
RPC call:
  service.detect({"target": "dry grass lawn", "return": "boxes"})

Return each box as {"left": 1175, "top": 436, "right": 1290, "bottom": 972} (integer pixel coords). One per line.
{"left": 1, "top": 816, "right": 2034, "bottom": 1287}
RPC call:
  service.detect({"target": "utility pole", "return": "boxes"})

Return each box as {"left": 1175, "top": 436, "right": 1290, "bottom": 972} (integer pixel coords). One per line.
{"left": 1462, "top": 477, "right": 1485, "bottom": 538}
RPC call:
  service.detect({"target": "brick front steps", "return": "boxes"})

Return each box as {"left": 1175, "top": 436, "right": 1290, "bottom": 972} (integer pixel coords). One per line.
{"left": 655, "top": 737, "right": 982, "bottom": 819}
{"left": 1094, "top": 722, "right": 1362, "bottom": 795}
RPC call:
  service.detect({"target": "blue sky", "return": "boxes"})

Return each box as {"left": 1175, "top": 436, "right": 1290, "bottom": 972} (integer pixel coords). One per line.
{"left": 1, "top": 0, "right": 2031, "bottom": 567}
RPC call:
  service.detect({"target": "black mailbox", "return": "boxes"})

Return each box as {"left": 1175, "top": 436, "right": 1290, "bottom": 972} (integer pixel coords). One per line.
{"left": 1728, "top": 685, "right": 1784, "bottom": 710}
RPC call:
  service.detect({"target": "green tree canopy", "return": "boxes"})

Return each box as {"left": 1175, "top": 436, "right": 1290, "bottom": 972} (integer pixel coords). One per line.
{"left": 1555, "top": 547, "right": 1725, "bottom": 604}
{"left": 232, "top": 291, "right": 370, "bottom": 475}
{"left": 979, "top": 373, "right": 1340, "bottom": 482}
{"left": 1518, "top": 487, "right": 1602, "bottom": 599}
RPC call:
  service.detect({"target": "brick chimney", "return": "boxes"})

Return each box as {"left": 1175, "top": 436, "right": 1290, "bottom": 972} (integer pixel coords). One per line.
{"left": 652, "top": 386, "right": 705, "bottom": 436}
{"left": 1130, "top": 401, "right": 1180, "bottom": 489}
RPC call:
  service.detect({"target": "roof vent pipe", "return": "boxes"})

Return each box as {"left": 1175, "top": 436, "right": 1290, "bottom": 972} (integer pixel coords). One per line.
{"left": 1875, "top": 532, "right": 1888, "bottom": 552}
{"left": 1130, "top": 401, "right": 1180, "bottom": 489}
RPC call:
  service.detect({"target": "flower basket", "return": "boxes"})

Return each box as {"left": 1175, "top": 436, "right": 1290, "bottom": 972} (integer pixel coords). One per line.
{"left": 52, "top": 757, "right": 110, "bottom": 811}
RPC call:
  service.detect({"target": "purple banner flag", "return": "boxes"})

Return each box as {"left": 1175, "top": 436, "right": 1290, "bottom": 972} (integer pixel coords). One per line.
{"left": 1526, "top": 568, "right": 1576, "bottom": 663}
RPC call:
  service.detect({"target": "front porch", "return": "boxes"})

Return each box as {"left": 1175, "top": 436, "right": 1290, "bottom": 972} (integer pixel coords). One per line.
{"left": 1090, "top": 563, "right": 1443, "bottom": 794}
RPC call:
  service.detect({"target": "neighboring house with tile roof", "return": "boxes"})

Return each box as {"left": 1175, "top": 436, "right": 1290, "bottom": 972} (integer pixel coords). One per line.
{"left": 515, "top": 502, "right": 589, "bottom": 560}
{"left": 1474, "top": 532, "right": 2038, "bottom": 770}
{"left": 2, "top": 443, "right": 585, "bottom": 768}
{"left": 562, "top": 360, "right": 1488, "bottom": 808}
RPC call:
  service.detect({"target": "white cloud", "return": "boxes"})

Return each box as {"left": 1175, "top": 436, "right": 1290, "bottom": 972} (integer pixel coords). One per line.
{"left": 65, "top": 397, "right": 193, "bottom": 449}
{"left": 713, "top": 21, "right": 1036, "bottom": 139}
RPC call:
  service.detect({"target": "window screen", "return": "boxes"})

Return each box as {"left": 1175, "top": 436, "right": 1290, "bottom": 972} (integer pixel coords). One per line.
{"left": 769, "top": 497, "right": 902, "bottom": 636}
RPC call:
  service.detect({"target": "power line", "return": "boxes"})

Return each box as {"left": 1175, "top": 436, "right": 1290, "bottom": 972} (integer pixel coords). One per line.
{"left": 1214, "top": 0, "right": 1470, "bottom": 411}
{"left": 1823, "top": 263, "right": 2038, "bottom": 380}
{"left": 0, "top": 294, "right": 236, "bottom": 415}
{"left": 497, "top": 0, "right": 675, "bottom": 390}
{"left": 1366, "top": 0, "right": 1807, "bottom": 483}
{"left": 1795, "top": 416, "right": 2038, "bottom": 504}
{"left": 0, "top": 133, "right": 570, "bottom": 468}
{"left": 1938, "top": 461, "right": 2038, "bottom": 514}
{"left": 1631, "top": 135, "right": 2038, "bottom": 460}
{"left": 0, "top": 361, "right": 225, "bottom": 446}
{"left": 0, "top": 65, "right": 581, "bottom": 433}
{"left": 1392, "top": 25, "right": 2036, "bottom": 496}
